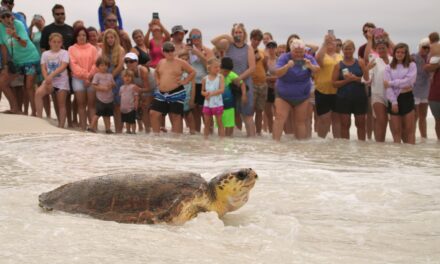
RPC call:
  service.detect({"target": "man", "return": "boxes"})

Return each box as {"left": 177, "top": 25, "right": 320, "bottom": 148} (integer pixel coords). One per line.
{"left": 170, "top": 25, "right": 187, "bottom": 55}
{"left": 40, "top": 4, "right": 75, "bottom": 125}
{"left": 249, "top": 29, "right": 268, "bottom": 135}
{"left": 40, "top": 4, "right": 74, "bottom": 51}
{"left": 1, "top": 0, "right": 27, "bottom": 33}
{"left": 150, "top": 42, "right": 195, "bottom": 134}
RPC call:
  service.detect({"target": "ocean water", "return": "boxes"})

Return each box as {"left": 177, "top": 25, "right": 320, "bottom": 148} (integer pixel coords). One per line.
{"left": 0, "top": 128, "right": 439, "bottom": 263}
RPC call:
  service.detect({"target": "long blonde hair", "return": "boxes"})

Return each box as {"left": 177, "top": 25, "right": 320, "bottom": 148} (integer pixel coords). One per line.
{"left": 102, "top": 29, "right": 122, "bottom": 67}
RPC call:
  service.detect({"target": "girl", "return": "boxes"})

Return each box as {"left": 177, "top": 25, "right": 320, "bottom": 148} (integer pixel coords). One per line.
{"left": 35, "top": 33, "right": 69, "bottom": 128}
{"left": 98, "top": 0, "right": 123, "bottom": 32}
{"left": 90, "top": 56, "right": 115, "bottom": 133}
{"left": 130, "top": 29, "right": 150, "bottom": 66}
{"left": 69, "top": 26, "right": 98, "bottom": 131}
{"left": 202, "top": 58, "right": 225, "bottom": 139}
{"left": 102, "top": 29, "right": 125, "bottom": 133}
{"left": 119, "top": 69, "right": 139, "bottom": 134}
{"left": 384, "top": 43, "right": 417, "bottom": 144}
{"left": 145, "top": 19, "right": 170, "bottom": 68}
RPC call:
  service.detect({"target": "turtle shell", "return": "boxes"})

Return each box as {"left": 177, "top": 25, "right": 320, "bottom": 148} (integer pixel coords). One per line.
{"left": 38, "top": 172, "right": 208, "bottom": 224}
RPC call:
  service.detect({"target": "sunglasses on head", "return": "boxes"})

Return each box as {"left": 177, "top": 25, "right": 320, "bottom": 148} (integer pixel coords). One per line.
{"left": 124, "top": 59, "right": 136, "bottom": 64}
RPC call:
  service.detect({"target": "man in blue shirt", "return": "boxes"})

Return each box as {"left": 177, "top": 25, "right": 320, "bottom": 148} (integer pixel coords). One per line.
{"left": 1, "top": 0, "right": 29, "bottom": 34}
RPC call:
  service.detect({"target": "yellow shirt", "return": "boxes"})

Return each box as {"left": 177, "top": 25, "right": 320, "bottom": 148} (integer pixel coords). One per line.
{"left": 252, "top": 49, "right": 267, "bottom": 85}
{"left": 314, "top": 53, "right": 343, "bottom": 94}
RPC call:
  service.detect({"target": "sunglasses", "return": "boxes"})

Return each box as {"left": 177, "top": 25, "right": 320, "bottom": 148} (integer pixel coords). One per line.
{"left": 124, "top": 59, "right": 136, "bottom": 64}
{"left": 191, "top": 34, "right": 201, "bottom": 39}
{"left": 422, "top": 46, "right": 430, "bottom": 50}
{"left": 1, "top": 13, "right": 11, "bottom": 19}
{"left": 54, "top": 12, "right": 65, "bottom": 16}
{"left": 2, "top": 0, "right": 14, "bottom": 5}
{"left": 106, "top": 19, "right": 117, "bottom": 23}
{"left": 336, "top": 44, "right": 342, "bottom": 47}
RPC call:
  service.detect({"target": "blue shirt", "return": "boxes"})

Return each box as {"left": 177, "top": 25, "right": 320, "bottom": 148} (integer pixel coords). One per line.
{"left": 275, "top": 53, "right": 317, "bottom": 101}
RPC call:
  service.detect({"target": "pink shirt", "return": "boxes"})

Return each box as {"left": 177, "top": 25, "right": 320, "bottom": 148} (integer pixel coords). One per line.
{"left": 119, "top": 84, "right": 138, "bottom": 113}
{"left": 68, "top": 43, "right": 98, "bottom": 80}
{"left": 149, "top": 37, "right": 165, "bottom": 68}
{"left": 92, "top": 72, "right": 115, "bottom": 103}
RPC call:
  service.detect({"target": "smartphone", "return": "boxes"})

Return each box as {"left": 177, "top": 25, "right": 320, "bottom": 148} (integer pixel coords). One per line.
{"left": 152, "top": 12, "right": 159, "bottom": 19}
{"left": 328, "top": 29, "right": 334, "bottom": 36}
{"left": 294, "top": 60, "right": 305, "bottom": 66}
{"left": 33, "top": 14, "right": 43, "bottom": 21}
{"left": 372, "top": 28, "right": 384, "bottom": 37}
{"left": 186, "top": 38, "right": 192, "bottom": 46}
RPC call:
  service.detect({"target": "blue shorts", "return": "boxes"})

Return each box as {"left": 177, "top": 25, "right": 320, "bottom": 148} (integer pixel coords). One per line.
{"left": 235, "top": 81, "right": 254, "bottom": 116}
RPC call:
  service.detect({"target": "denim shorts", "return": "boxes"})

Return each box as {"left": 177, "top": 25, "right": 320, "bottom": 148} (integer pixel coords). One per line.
{"left": 72, "top": 77, "right": 92, "bottom": 92}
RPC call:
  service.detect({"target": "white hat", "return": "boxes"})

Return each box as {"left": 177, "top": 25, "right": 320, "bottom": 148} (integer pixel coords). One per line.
{"left": 419, "top": 37, "right": 430, "bottom": 49}
{"left": 124, "top": 52, "right": 138, "bottom": 61}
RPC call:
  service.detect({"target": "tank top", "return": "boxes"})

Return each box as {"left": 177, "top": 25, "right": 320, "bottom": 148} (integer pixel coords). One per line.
{"left": 225, "top": 43, "right": 253, "bottom": 89}
{"left": 133, "top": 65, "right": 144, "bottom": 88}
{"left": 337, "top": 59, "right": 366, "bottom": 98}
{"left": 203, "top": 74, "right": 223, "bottom": 108}
{"left": 149, "top": 38, "right": 165, "bottom": 68}
{"left": 134, "top": 46, "right": 150, "bottom": 66}
{"left": 190, "top": 52, "right": 208, "bottom": 84}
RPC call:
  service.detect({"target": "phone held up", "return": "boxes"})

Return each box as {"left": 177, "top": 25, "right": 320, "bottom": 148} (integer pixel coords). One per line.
{"left": 186, "top": 38, "right": 192, "bottom": 46}
{"left": 328, "top": 29, "right": 334, "bottom": 37}
{"left": 152, "top": 12, "right": 159, "bottom": 19}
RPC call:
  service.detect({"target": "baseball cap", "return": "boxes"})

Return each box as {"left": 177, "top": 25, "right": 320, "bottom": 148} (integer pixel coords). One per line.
{"left": 266, "top": 40, "right": 277, "bottom": 49}
{"left": 124, "top": 52, "right": 138, "bottom": 61}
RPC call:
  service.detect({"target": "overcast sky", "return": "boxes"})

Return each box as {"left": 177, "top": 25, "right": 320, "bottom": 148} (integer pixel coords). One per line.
{"left": 14, "top": 0, "right": 439, "bottom": 53}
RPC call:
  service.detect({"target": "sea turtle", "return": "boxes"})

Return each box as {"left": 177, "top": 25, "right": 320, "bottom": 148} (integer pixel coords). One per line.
{"left": 38, "top": 168, "right": 258, "bottom": 225}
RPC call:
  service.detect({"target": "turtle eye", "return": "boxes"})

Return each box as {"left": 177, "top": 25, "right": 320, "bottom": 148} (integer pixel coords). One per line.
{"left": 236, "top": 171, "right": 247, "bottom": 181}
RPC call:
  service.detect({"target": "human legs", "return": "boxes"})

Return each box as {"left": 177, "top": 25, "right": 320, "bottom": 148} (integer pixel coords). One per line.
{"left": 25, "top": 73, "right": 36, "bottom": 116}
{"left": 292, "top": 100, "right": 309, "bottom": 140}
{"left": 74, "top": 91, "right": 87, "bottom": 131}
{"left": 0, "top": 70, "right": 18, "bottom": 113}
{"left": 402, "top": 110, "right": 415, "bottom": 144}
{"left": 415, "top": 103, "right": 428, "bottom": 139}
{"left": 372, "top": 102, "right": 388, "bottom": 142}
{"left": 56, "top": 90, "right": 68, "bottom": 128}
{"left": 35, "top": 81, "right": 52, "bottom": 118}
{"left": 354, "top": 114, "right": 367, "bottom": 141}
{"left": 272, "top": 98, "right": 290, "bottom": 141}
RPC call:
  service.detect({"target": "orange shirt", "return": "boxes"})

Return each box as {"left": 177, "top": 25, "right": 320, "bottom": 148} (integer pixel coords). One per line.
{"left": 252, "top": 49, "right": 267, "bottom": 85}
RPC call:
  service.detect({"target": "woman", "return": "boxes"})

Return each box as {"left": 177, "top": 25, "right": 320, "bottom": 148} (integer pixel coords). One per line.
{"left": 103, "top": 13, "right": 131, "bottom": 52}
{"left": 145, "top": 19, "right": 170, "bottom": 68}
{"left": 272, "top": 39, "right": 320, "bottom": 140}
{"left": 364, "top": 34, "right": 392, "bottom": 142}
{"left": 332, "top": 40, "right": 369, "bottom": 140}
{"left": 102, "top": 28, "right": 125, "bottom": 133}
{"left": 211, "top": 23, "right": 256, "bottom": 137}
{"left": 0, "top": 9, "right": 40, "bottom": 116}
{"left": 87, "top": 26, "right": 102, "bottom": 54}
{"left": 426, "top": 53, "right": 440, "bottom": 140}
{"left": 68, "top": 26, "right": 99, "bottom": 131}
{"left": 412, "top": 38, "right": 431, "bottom": 140}
{"left": 130, "top": 29, "right": 150, "bottom": 66}
{"left": 384, "top": 43, "right": 417, "bottom": 144}
{"left": 187, "top": 28, "right": 213, "bottom": 133}
{"left": 265, "top": 40, "right": 278, "bottom": 133}
{"left": 314, "top": 33, "right": 343, "bottom": 139}
{"left": 124, "top": 52, "right": 152, "bottom": 133}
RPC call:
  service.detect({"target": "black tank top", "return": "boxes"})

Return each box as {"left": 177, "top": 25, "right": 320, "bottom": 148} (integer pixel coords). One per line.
{"left": 135, "top": 46, "right": 150, "bottom": 66}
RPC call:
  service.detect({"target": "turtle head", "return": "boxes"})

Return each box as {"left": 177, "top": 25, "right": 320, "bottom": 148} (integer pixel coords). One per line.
{"left": 208, "top": 168, "right": 258, "bottom": 216}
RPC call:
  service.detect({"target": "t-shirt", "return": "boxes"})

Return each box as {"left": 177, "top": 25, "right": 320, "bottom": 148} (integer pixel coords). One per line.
{"left": 275, "top": 53, "right": 318, "bottom": 101}
{"left": 314, "top": 53, "right": 343, "bottom": 94}
{"left": 0, "top": 20, "right": 40, "bottom": 66}
{"left": 412, "top": 53, "right": 430, "bottom": 100}
{"left": 40, "top": 49, "right": 70, "bottom": 90}
{"left": 92, "top": 72, "right": 115, "bottom": 103}
{"left": 203, "top": 74, "right": 223, "bottom": 108}
{"left": 119, "top": 84, "right": 138, "bottom": 113}
{"left": 223, "top": 71, "right": 239, "bottom": 109}
{"left": 40, "top": 23, "right": 74, "bottom": 51}
{"left": 252, "top": 49, "right": 267, "bottom": 85}
{"left": 369, "top": 53, "right": 392, "bottom": 96}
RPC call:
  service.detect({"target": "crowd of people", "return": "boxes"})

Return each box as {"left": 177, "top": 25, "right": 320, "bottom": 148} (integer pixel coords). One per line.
{"left": 0, "top": 0, "right": 439, "bottom": 144}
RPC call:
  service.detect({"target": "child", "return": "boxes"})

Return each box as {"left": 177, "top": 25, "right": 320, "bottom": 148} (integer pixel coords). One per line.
{"left": 178, "top": 51, "right": 196, "bottom": 134}
{"left": 428, "top": 32, "right": 440, "bottom": 65}
{"left": 220, "top": 57, "right": 246, "bottom": 137}
{"left": 119, "top": 69, "right": 139, "bottom": 134}
{"left": 90, "top": 56, "right": 116, "bottom": 133}
{"left": 202, "top": 58, "right": 225, "bottom": 139}
{"left": 98, "top": 0, "right": 123, "bottom": 32}
{"left": 34, "top": 33, "right": 70, "bottom": 128}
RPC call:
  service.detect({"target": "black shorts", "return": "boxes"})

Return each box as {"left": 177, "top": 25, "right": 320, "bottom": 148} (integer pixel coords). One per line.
{"left": 194, "top": 83, "right": 204, "bottom": 106}
{"left": 335, "top": 95, "right": 368, "bottom": 115}
{"left": 150, "top": 86, "right": 184, "bottom": 116}
{"left": 315, "top": 90, "right": 337, "bottom": 116}
{"left": 96, "top": 99, "right": 114, "bottom": 117}
{"left": 121, "top": 110, "right": 136, "bottom": 124}
{"left": 266, "top": 87, "right": 275, "bottom": 103}
{"left": 388, "top": 91, "right": 414, "bottom": 116}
